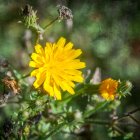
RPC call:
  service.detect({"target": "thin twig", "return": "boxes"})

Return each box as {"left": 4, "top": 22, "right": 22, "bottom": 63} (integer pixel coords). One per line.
{"left": 117, "top": 122, "right": 139, "bottom": 128}
{"left": 125, "top": 107, "right": 140, "bottom": 116}
{"left": 112, "top": 125, "right": 125, "bottom": 135}
{"left": 129, "top": 114, "right": 140, "bottom": 125}
{"left": 85, "top": 120, "right": 109, "bottom": 125}
{"left": 116, "top": 107, "right": 140, "bottom": 121}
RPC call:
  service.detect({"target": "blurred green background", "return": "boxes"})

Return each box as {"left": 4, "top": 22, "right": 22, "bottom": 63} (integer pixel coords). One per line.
{"left": 0, "top": 0, "right": 140, "bottom": 139}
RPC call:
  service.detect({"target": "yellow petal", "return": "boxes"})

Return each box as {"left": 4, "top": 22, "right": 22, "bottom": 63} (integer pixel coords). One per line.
{"left": 43, "top": 73, "right": 55, "bottom": 97}
{"left": 53, "top": 84, "right": 61, "bottom": 100}
{"left": 56, "top": 37, "right": 66, "bottom": 48}
{"left": 72, "top": 75, "right": 84, "bottom": 82}
{"left": 64, "top": 69, "right": 82, "bottom": 76}
{"left": 110, "top": 95, "right": 115, "bottom": 100}
{"left": 29, "top": 61, "right": 38, "bottom": 68}
{"left": 68, "top": 49, "right": 82, "bottom": 60}
{"left": 45, "top": 43, "right": 52, "bottom": 53}
{"left": 31, "top": 53, "right": 44, "bottom": 63}
{"left": 101, "top": 92, "right": 109, "bottom": 100}
{"left": 30, "top": 69, "right": 39, "bottom": 76}
{"left": 65, "top": 61, "right": 86, "bottom": 69}
{"left": 66, "top": 81, "right": 75, "bottom": 88}
{"left": 64, "top": 42, "right": 73, "bottom": 50}
{"left": 61, "top": 81, "right": 75, "bottom": 94}
{"left": 29, "top": 60, "right": 43, "bottom": 68}
{"left": 33, "top": 72, "right": 46, "bottom": 88}
{"left": 35, "top": 44, "right": 44, "bottom": 54}
{"left": 43, "top": 80, "right": 54, "bottom": 96}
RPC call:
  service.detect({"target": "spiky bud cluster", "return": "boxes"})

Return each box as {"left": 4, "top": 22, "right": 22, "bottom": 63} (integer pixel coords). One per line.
{"left": 21, "top": 5, "right": 44, "bottom": 34}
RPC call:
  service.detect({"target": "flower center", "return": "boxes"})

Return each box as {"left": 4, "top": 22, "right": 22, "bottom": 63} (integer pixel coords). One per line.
{"left": 44, "top": 63, "right": 56, "bottom": 72}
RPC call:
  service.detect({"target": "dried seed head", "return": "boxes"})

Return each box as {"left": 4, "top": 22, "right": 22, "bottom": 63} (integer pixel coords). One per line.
{"left": 2, "top": 76, "right": 20, "bottom": 95}
{"left": 57, "top": 5, "right": 73, "bottom": 20}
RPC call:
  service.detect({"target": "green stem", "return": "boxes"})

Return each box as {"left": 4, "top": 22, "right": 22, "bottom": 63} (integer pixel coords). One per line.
{"left": 43, "top": 17, "right": 59, "bottom": 30}
{"left": 21, "top": 73, "right": 30, "bottom": 79}
{"left": 83, "top": 101, "right": 108, "bottom": 118}
{"left": 58, "top": 88, "right": 84, "bottom": 105}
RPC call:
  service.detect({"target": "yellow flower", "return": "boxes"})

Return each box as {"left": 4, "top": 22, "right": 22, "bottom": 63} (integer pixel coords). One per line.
{"left": 29, "top": 37, "right": 86, "bottom": 100}
{"left": 99, "top": 78, "right": 119, "bottom": 100}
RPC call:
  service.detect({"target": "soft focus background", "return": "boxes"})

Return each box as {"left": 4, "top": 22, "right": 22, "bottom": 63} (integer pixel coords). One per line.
{"left": 0, "top": 0, "right": 140, "bottom": 139}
